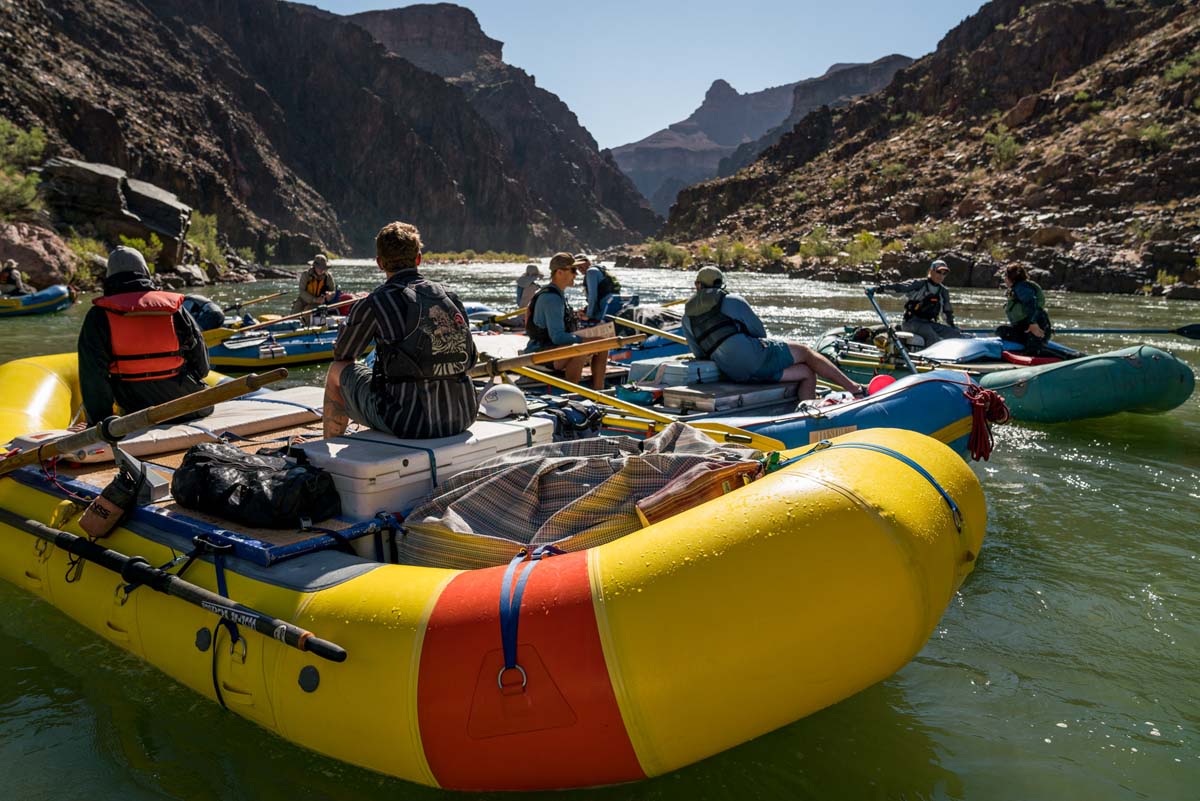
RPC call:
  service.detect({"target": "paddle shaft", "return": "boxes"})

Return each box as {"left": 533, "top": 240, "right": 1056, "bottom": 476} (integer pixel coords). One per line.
{"left": 0, "top": 510, "right": 346, "bottom": 663}
{"left": 223, "top": 291, "right": 285, "bottom": 313}
{"left": 510, "top": 365, "right": 785, "bottom": 450}
{"left": 206, "top": 297, "right": 358, "bottom": 345}
{"left": 963, "top": 324, "right": 1200, "bottom": 339}
{"left": 865, "top": 289, "right": 918, "bottom": 375}
{"left": 0, "top": 369, "right": 288, "bottom": 476}
{"left": 469, "top": 335, "right": 645, "bottom": 378}
{"left": 606, "top": 314, "right": 686, "bottom": 344}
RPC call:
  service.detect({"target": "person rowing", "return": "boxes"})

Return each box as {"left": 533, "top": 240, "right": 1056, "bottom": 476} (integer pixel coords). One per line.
{"left": 872, "top": 258, "right": 965, "bottom": 346}
{"left": 681, "top": 266, "right": 864, "bottom": 400}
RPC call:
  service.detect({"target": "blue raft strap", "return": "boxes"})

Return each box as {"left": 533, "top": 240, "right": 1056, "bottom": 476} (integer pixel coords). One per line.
{"left": 224, "top": 395, "right": 322, "bottom": 415}
{"left": 779, "top": 441, "right": 963, "bottom": 532}
{"left": 342, "top": 435, "right": 439, "bottom": 486}
{"left": 497, "top": 545, "right": 563, "bottom": 691}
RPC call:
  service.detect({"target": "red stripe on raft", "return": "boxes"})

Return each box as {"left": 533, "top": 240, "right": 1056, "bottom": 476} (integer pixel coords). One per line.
{"left": 417, "top": 551, "right": 644, "bottom": 791}
{"left": 1001, "top": 351, "right": 1061, "bottom": 366}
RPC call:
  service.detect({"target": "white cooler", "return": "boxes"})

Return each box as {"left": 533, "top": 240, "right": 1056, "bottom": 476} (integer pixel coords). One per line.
{"left": 627, "top": 355, "right": 722, "bottom": 385}
{"left": 298, "top": 417, "right": 554, "bottom": 519}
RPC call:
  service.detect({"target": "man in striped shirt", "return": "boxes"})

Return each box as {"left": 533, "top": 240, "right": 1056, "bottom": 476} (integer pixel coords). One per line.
{"left": 323, "top": 222, "right": 478, "bottom": 439}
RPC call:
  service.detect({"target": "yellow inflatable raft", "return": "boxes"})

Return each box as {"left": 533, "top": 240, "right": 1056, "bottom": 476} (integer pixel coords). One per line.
{"left": 0, "top": 354, "right": 986, "bottom": 791}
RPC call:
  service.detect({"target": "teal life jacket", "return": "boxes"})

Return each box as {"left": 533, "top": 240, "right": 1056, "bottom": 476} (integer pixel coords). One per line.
{"left": 1005, "top": 280, "right": 1046, "bottom": 324}
{"left": 685, "top": 289, "right": 747, "bottom": 358}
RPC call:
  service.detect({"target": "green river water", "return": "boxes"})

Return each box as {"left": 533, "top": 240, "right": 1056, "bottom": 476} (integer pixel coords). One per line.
{"left": 1, "top": 261, "right": 1196, "bottom": 800}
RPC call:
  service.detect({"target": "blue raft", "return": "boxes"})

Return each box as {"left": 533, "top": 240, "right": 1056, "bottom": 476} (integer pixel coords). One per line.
{"left": 0, "top": 285, "right": 75, "bottom": 318}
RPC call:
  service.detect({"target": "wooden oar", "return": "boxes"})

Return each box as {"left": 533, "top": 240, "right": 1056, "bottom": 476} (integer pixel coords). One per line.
{"left": 963, "top": 323, "right": 1200, "bottom": 339}
{"left": 468, "top": 335, "right": 645, "bottom": 378}
{"left": 204, "top": 298, "right": 358, "bottom": 346}
{"left": 482, "top": 306, "right": 528, "bottom": 324}
{"left": 222, "top": 290, "right": 285, "bottom": 313}
{"left": 0, "top": 369, "right": 288, "bottom": 477}
{"left": 509, "top": 366, "right": 786, "bottom": 451}
{"left": 605, "top": 313, "right": 687, "bottom": 345}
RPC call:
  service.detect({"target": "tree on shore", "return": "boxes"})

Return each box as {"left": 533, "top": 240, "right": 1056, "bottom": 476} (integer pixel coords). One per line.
{"left": 0, "top": 117, "right": 46, "bottom": 220}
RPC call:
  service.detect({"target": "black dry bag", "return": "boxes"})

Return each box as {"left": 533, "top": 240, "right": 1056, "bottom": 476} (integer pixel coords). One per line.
{"left": 171, "top": 442, "right": 341, "bottom": 528}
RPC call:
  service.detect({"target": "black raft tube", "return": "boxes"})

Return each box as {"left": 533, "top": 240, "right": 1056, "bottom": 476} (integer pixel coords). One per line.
{"left": 0, "top": 508, "right": 347, "bottom": 663}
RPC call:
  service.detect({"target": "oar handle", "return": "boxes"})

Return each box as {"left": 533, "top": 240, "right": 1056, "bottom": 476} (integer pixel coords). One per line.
{"left": 223, "top": 291, "right": 285, "bottom": 313}
{"left": 0, "top": 369, "right": 288, "bottom": 476}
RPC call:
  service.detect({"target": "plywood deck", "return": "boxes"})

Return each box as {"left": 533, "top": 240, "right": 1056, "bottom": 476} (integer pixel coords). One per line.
{"left": 56, "top": 422, "right": 348, "bottom": 546}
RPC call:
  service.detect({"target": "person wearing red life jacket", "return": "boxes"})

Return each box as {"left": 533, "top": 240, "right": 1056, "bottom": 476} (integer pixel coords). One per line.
{"left": 77, "top": 247, "right": 212, "bottom": 424}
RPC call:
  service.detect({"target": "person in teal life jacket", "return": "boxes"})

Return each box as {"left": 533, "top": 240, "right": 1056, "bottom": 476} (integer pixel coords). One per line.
{"left": 76, "top": 247, "right": 212, "bottom": 424}
{"left": 996, "top": 263, "right": 1052, "bottom": 355}
{"left": 873, "top": 259, "right": 964, "bottom": 346}
{"left": 681, "top": 266, "right": 865, "bottom": 400}
{"left": 577, "top": 253, "right": 624, "bottom": 322}
{"left": 524, "top": 252, "right": 608, "bottom": 390}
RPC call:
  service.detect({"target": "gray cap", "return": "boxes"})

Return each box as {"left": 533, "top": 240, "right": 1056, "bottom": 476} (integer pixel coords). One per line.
{"left": 106, "top": 246, "right": 150, "bottom": 278}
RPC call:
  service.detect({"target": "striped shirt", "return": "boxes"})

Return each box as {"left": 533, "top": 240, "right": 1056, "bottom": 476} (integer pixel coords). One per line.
{"left": 334, "top": 269, "right": 478, "bottom": 438}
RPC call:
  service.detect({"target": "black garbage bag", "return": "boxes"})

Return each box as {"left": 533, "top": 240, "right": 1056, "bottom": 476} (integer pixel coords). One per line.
{"left": 171, "top": 442, "right": 341, "bottom": 528}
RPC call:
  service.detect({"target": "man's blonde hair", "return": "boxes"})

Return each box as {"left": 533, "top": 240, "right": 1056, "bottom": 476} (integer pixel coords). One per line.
{"left": 376, "top": 221, "right": 423, "bottom": 271}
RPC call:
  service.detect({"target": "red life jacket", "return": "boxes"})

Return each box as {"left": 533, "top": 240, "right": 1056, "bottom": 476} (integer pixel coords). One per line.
{"left": 93, "top": 291, "right": 186, "bottom": 381}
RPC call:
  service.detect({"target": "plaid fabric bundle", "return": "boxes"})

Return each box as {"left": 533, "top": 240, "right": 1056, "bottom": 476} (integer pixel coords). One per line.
{"left": 400, "top": 423, "right": 760, "bottom": 569}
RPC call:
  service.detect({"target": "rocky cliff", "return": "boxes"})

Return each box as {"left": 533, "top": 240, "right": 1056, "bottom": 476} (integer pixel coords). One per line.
{"left": 717, "top": 55, "right": 914, "bottom": 177}
{"left": 612, "top": 60, "right": 908, "bottom": 216}
{"left": 664, "top": 0, "right": 1200, "bottom": 293}
{"left": 0, "top": 0, "right": 624, "bottom": 255}
{"left": 347, "top": 3, "right": 660, "bottom": 248}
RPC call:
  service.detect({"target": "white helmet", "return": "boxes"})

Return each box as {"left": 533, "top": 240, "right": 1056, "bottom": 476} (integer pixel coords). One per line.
{"left": 477, "top": 383, "right": 528, "bottom": 419}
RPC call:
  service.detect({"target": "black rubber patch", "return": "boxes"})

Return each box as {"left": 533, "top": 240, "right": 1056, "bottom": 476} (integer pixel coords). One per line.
{"left": 195, "top": 627, "right": 212, "bottom": 652}
{"left": 298, "top": 665, "right": 320, "bottom": 693}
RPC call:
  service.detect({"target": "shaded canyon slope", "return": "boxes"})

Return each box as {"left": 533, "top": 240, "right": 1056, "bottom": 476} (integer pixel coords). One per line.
{"left": 612, "top": 57, "right": 910, "bottom": 216}
{"left": 346, "top": 3, "right": 661, "bottom": 248}
{"left": 0, "top": 0, "right": 587, "bottom": 254}
{"left": 665, "top": 0, "right": 1200, "bottom": 289}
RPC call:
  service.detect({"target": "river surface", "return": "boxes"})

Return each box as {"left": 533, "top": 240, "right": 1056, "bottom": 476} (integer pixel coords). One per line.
{"left": 1, "top": 261, "right": 1197, "bottom": 800}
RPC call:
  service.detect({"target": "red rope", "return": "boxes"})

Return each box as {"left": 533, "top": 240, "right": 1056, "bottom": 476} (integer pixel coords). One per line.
{"left": 963, "top": 384, "right": 1010, "bottom": 462}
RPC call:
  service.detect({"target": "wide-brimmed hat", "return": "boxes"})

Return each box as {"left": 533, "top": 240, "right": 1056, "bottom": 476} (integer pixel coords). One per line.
{"left": 523, "top": 263, "right": 543, "bottom": 278}
{"left": 311, "top": 254, "right": 329, "bottom": 268}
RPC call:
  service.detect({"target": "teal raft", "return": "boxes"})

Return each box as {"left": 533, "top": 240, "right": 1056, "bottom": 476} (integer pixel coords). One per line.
{"left": 818, "top": 329, "right": 1195, "bottom": 424}
{"left": 0, "top": 285, "right": 75, "bottom": 318}
{"left": 978, "top": 345, "right": 1195, "bottom": 423}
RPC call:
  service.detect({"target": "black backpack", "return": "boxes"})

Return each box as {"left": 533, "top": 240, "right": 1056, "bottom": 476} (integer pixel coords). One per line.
{"left": 171, "top": 442, "right": 341, "bottom": 528}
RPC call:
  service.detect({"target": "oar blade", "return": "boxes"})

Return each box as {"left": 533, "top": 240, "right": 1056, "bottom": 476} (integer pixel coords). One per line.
{"left": 1175, "top": 323, "right": 1200, "bottom": 340}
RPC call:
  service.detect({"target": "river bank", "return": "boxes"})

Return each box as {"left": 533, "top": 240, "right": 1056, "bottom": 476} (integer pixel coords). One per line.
{"left": 1, "top": 261, "right": 1197, "bottom": 800}
{"left": 606, "top": 243, "right": 1200, "bottom": 299}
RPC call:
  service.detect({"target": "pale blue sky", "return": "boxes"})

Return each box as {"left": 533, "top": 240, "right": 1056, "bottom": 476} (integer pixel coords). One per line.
{"left": 313, "top": 0, "right": 986, "bottom": 148}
